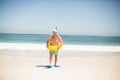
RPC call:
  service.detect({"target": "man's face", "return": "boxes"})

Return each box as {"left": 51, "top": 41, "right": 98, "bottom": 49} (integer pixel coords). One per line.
{"left": 53, "top": 31, "right": 57, "bottom": 35}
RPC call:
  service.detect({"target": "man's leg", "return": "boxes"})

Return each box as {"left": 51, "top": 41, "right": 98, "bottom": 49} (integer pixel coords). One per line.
{"left": 54, "top": 55, "right": 58, "bottom": 65}
{"left": 54, "top": 55, "right": 60, "bottom": 67}
{"left": 49, "top": 51, "right": 53, "bottom": 66}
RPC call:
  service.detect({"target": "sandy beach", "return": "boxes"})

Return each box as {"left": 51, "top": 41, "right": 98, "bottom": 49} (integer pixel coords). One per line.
{"left": 0, "top": 43, "right": 120, "bottom": 80}
{"left": 1, "top": 0, "right": 120, "bottom": 79}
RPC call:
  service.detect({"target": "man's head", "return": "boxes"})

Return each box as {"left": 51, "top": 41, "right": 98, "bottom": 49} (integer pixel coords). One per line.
{"left": 52, "top": 27, "right": 58, "bottom": 35}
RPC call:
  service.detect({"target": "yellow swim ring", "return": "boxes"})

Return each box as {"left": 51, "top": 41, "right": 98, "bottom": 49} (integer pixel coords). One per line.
{"left": 48, "top": 42, "right": 62, "bottom": 50}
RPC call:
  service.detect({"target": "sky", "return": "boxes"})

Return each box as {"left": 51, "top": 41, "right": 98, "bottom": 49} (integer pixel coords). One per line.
{"left": 0, "top": 0, "right": 120, "bottom": 36}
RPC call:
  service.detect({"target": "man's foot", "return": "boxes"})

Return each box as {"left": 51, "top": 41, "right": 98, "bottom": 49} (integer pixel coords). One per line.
{"left": 45, "top": 65, "right": 52, "bottom": 68}
{"left": 54, "top": 64, "right": 60, "bottom": 67}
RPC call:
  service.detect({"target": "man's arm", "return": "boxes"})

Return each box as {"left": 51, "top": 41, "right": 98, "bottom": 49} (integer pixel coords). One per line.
{"left": 56, "top": 35, "right": 63, "bottom": 50}
{"left": 46, "top": 35, "right": 52, "bottom": 48}
{"left": 58, "top": 35, "right": 63, "bottom": 45}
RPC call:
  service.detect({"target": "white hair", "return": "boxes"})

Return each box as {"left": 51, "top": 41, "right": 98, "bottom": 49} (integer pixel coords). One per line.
{"left": 52, "top": 29, "right": 57, "bottom": 33}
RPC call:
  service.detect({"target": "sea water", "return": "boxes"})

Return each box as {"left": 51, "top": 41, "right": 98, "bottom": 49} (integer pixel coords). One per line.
{"left": 0, "top": 33, "right": 120, "bottom": 46}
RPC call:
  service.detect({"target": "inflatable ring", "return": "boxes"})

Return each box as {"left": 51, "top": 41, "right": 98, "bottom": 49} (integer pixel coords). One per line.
{"left": 48, "top": 42, "right": 62, "bottom": 50}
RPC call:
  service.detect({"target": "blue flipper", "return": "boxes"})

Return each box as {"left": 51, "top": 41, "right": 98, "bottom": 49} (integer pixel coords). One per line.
{"left": 54, "top": 65, "right": 60, "bottom": 67}
{"left": 45, "top": 65, "right": 52, "bottom": 69}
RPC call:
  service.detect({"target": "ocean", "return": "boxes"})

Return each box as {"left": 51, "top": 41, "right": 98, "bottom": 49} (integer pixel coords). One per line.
{"left": 0, "top": 33, "right": 120, "bottom": 46}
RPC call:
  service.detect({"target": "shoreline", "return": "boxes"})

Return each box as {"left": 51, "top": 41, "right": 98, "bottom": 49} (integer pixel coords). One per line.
{"left": 0, "top": 42, "right": 120, "bottom": 52}
{"left": 0, "top": 42, "right": 120, "bottom": 57}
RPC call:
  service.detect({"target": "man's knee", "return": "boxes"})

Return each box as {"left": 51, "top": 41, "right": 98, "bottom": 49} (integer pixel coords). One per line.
{"left": 49, "top": 55, "right": 53, "bottom": 60}
{"left": 55, "top": 55, "right": 58, "bottom": 58}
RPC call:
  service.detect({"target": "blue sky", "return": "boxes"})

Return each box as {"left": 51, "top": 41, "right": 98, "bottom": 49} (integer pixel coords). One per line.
{"left": 0, "top": 0, "right": 120, "bottom": 36}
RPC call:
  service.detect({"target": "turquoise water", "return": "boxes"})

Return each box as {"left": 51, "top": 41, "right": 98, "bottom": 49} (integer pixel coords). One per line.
{"left": 0, "top": 33, "right": 120, "bottom": 46}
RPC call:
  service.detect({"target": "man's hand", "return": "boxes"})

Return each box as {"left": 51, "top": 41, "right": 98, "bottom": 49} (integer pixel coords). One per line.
{"left": 57, "top": 43, "right": 62, "bottom": 50}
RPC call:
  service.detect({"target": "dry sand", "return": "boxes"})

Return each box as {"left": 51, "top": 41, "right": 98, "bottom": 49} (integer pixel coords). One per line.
{"left": 0, "top": 54, "right": 120, "bottom": 80}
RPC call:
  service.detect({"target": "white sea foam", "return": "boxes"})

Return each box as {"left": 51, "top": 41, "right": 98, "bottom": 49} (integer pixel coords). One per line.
{"left": 0, "top": 43, "right": 45, "bottom": 50}
{"left": 0, "top": 43, "right": 120, "bottom": 52}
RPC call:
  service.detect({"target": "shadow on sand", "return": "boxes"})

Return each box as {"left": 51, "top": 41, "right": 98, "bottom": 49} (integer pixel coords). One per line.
{"left": 36, "top": 65, "right": 52, "bottom": 69}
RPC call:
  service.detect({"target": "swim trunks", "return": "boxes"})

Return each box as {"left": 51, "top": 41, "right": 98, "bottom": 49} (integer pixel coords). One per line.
{"left": 50, "top": 50, "right": 58, "bottom": 55}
